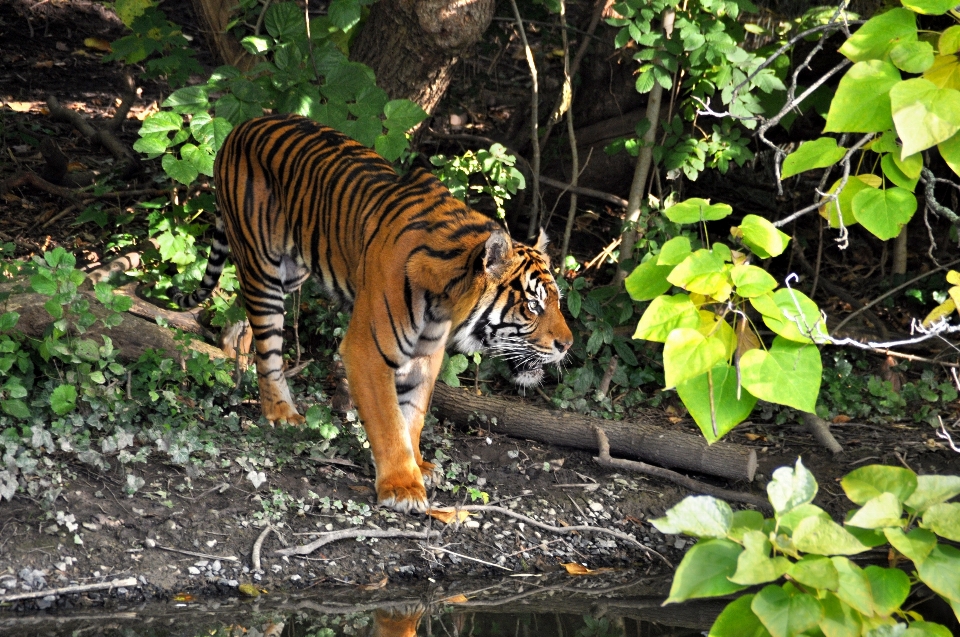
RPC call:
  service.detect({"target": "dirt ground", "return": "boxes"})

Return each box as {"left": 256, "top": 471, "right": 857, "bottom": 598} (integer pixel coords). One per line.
{"left": 1, "top": 0, "right": 960, "bottom": 620}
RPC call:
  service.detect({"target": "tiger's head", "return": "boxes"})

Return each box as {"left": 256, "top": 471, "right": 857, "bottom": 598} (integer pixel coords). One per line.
{"left": 453, "top": 229, "right": 573, "bottom": 386}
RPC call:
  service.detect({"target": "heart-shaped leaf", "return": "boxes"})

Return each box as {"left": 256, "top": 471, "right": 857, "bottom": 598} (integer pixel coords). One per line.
{"left": 739, "top": 337, "right": 822, "bottom": 413}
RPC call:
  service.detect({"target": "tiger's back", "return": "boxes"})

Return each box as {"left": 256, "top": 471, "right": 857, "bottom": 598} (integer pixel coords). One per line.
{"left": 189, "top": 114, "right": 572, "bottom": 512}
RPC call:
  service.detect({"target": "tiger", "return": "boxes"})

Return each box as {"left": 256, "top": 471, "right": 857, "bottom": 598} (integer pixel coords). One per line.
{"left": 174, "top": 114, "right": 573, "bottom": 513}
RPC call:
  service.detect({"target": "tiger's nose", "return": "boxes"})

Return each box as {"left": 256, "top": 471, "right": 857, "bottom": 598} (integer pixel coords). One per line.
{"left": 555, "top": 337, "right": 572, "bottom": 353}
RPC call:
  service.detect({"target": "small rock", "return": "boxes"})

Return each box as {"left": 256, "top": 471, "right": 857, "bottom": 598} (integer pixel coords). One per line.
{"left": 464, "top": 520, "right": 480, "bottom": 529}
{"left": 188, "top": 567, "right": 201, "bottom": 575}
{"left": 144, "top": 538, "right": 156, "bottom": 548}
{"left": 289, "top": 574, "right": 301, "bottom": 582}
{"left": 588, "top": 502, "right": 604, "bottom": 512}
{"left": 211, "top": 560, "right": 221, "bottom": 573}
{"left": 194, "top": 560, "right": 209, "bottom": 568}
{"left": 674, "top": 538, "right": 686, "bottom": 550}
{"left": 270, "top": 564, "right": 282, "bottom": 573}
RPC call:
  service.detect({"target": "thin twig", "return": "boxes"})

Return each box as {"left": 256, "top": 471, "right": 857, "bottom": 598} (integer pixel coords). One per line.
{"left": 558, "top": 0, "right": 579, "bottom": 265}
{"left": 155, "top": 544, "right": 239, "bottom": 562}
{"left": 275, "top": 528, "right": 441, "bottom": 557}
{"left": 431, "top": 546, "right": 514, "bottom": 571}
{"left": 507, "top": 0, "right": 541, "bottom": 239}
{"left": 593, "top": 427, "right": 771, "bottom": 511}
{"left": 251, "top": 524, "right": 275, "bottom": 571}
{"left": 832, "top": 258, "right": 960, "bottom": 334}
{"left": 0, "top": 577, "right": 138, "bottom": 603}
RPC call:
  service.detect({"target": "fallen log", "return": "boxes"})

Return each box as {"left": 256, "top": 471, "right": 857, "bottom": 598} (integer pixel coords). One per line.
{"left": 432, "top": 383, "right": 757, "bottom": 483}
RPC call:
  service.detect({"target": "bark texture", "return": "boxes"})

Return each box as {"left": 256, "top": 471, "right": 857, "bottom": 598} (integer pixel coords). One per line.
{"left": 187, "top": 0, "right": 258, "bottom": 70}
{"left": 432, "top": 383, "right": 758, "bottom": 482}
{"left": 349, "top": 0, "right": 496, "bottom": 115}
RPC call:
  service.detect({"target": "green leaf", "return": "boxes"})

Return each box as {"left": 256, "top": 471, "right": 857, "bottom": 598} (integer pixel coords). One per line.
{"left": 658, "top": 236, "right": 693, "bottom": 266}
{"left": 133, "top": 132, "right": 172, "bottom": 156}
{"left": 883, "top": 527, "right": 936, "bottom": 563}
{"left": 904, "top": 474, "right": 960, "bottom": 513}
{"left": 789, "top": 555, "right": 839, "bottom": 591}
{"left": 161, "top": 154, "right": 199, "bottom": 185}
{"left": 651, "top": 495, "right": 733, "bottom": 538}
{"left": 192, "top": 116, "right": 233, "bottom": 152}
{"left": 757, "top": 288, "right": 829, "bottom": 344}
{"left": 851, "top": 186, "right": 917, "bottom": 241}
{"left": 50, "top": 384, "right": 77, "bottom": 415}
{"left": 664, "top": 198, "right": 733, "bottom": 223}
{"left": 939, "top": 132, "right": 960, "bottom": 178}
{"left": 738, "top": 215, "right": 791, "bottom": 259}
{"left": 663, "top": 328, "right": 727, "bottom": 389}
{"left": 864, "top": 565, "right": 910, "bottom": 616}
{"left": 739, "top": 337, "right": 821, "bottom": 413}
{"left": 327, "top": 0, "right": 361, "bottom": 31}
{"left": 667, "top": 250, "right": 732, "bottom": 300}
{"left": 2, "top": 399, "right": 31, "bottom": 420}
{"left": 708, "top": 595, "right": 770, "bottom": 637}
{"left": 139, "top": 111, "right": 184, "bottom": 135}
{"left": 383, "top": 99, "right": 428, "bottom": 133}
{"left": 779, "top": 503, "right": 831, "bottom": 533}
{"left": 890, "top": 40, "right": 935, "bottom": 74}
{"left": 831, "top": 557, "right": 875, "bottom": 615}
{"left": 921, "top": 502, "right": 960, "bottom": 541}
{"left": 633, "top": 294, "right": 700, "bottom": 343}
{"left": 767, "top": 459, "right": 818, "bottom": 517}
{"left": 665, "top": 538, "right": 747, "bottom": 603}
{"left": 781, "top": 138, "right": 847, "bottom": 179}
{"left": 902, "top": 0, "right": 960, "bottom": 14}
{"left": 881, "top": 154, "right": 919, "bottom": 190}
{"left": 820, "top": 174, "right": 879, "bottom": 228}
{"left": 374, "top": 129, "right": 408, "bottom": 162}
{"left": 917, "top": 544, "right": 960, "bottom": 602}
{"left": 264, "top": 1, "right": 305, "bottom": 40}
{"left": 841, "top": 465, "right": 918, "bottom": 506}
{"left": 44, "top": 298, "right": 63, "bottom": 321}
{"left": 624, "top": 260, "right": 674, "bottom": 301}
{"left": 732, "top": 264, "right": 778, "bottom": 298}
{"left": 839, "top": 8, "right": 916, "bottom": 63}
{"left": 728, "top": 510, "right": 766, "bottom": 543}
{"left": 730, "top": 531, "right": 792, "bottom": 585}
{"left": 439, "top": 353, "right": 469, "bottom": 387}
{"left": 74, "top": 338, "right": 101, "bottom": 362}
{"left": 162, "top": 86, "right": 209, "bottom": 114}
{"left": 847, "top": 492, "right": 903, "bottom": 529}
{"left": 751, "top": 585, "right": 824, "bottom": 637}
{"left": 30, "top": 273, "right": 57, "bottom": 296}
{"left": 677, "top": 363, "right": 758, "bottom": 444}
{"left": 825, "top": 61, "right": 901, "bottom": 133}
{"left": 0, "top": 312, "right": 18, "bottom": 332}
{"left": 181, "top": 143, "right": 215, "bottom": 177}
{"left": 890, "top": 78, "right": 960, "bottom": 158}
{"left": 819, "top": 593, "right": 862, "bottom": 637}
{"left": 793, "top": 516, "right": 870, "bottom": 555}
{"left": 903, "top": 622, "right": 954, "bottom": 637}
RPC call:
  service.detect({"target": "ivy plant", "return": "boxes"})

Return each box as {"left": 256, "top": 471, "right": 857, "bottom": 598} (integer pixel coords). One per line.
{"left": 655, "top": 459, "right": 960, "bottom": 637}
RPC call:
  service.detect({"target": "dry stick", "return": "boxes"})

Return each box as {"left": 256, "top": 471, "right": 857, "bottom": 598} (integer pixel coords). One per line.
{"left": 275, "top": 528, "right": 441, "bottom": 557}
{"left": 507, "top": 0, "right": 541, "bottom": 240}
{"left": 592, "top": 427, "right": 771, "bottom": 511}
{"left": 615, "top": 7, "right": 675, "bottom": 285}
{"left": 832, "top": 258, "right": 960, "bottom": 335}
{"left": 457, "top": 504, "right": 672, "bottom": 568}
{"left": 46, "top": 95, "right": 140, "bottom": 173}
{"left": 251, "top": 524, "right": 275, "bottom": 571}
{"left": 430, "top": 546, "right": 514, "bottom": 571}
{"left": 802, "top": 413, "right": 843, "bottom": 456}
{"left": 1, "top": 171, "right": 83, "bottom": 202}
{"left": 538, "top": 0, "right": 606, "bottom": 153}
{"left": 557, "top": 0, "right": 579, "bottom": 267}
{"left": 155, "top": 544, "right": 239, "bottom": 562}
{"left": 0, "top": 577, "right": 139, "bottom": 603}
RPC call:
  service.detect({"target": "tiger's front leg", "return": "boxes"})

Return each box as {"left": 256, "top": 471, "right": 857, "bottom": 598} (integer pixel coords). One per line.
{"left": 394, "top": 347, "right": 446, "bottom": 488}
{"left": 341, "top": 318, "right": 428, "bottom": 513}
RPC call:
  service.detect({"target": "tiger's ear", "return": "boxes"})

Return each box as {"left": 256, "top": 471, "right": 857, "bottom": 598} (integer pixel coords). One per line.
{"left": 483, "top": 230, "right": 512, "bottom": 277}
{"left": 534, "top": 228, "right": 549, "bottom": 253}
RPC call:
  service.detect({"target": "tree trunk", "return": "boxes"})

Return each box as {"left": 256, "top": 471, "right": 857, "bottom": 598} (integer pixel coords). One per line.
{"left": 349, "top": 0, "right": 495, "bottom": 115}
{"left": 432, "top": 384, "right": 758, "bottom": 482}
{"left": 187, "top": 0, "right": 258, "bottom": 70}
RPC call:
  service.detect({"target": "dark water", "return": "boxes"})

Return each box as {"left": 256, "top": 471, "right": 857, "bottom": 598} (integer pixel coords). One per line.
{"left": 0, "top": 576, "right": 720, "bottom": 637}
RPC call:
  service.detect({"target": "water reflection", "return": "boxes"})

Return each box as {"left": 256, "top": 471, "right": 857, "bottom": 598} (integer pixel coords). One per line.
{"left": 0, "top": 575, "right": 719, "bottom": 637}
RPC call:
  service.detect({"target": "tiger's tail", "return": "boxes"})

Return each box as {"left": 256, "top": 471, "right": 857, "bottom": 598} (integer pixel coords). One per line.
{"left": 168, "top": 217, "right": 231, "bottom": 309}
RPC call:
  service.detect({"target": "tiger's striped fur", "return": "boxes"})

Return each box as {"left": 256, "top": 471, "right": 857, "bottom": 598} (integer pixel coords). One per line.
{"left": 177, "top": 114, "right": 572, "bottom": 512}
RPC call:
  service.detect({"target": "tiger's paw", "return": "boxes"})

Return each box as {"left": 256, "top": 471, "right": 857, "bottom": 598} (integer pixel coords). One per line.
{"left": 419, "top": 461, "right": 440, "bottom": 488}
{"left": 377, "top": 478, "right": 429, "bottom": 514}
{"left": 263, "top": 402, "right": 305, "bottom": 426}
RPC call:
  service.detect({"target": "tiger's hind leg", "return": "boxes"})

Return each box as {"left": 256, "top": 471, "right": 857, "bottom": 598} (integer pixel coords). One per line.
{"left": 394, "top": 348, "right": 446, "bottom": 488}
{"left": 242, "top": 257, "right": 310, "bottom": 426}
